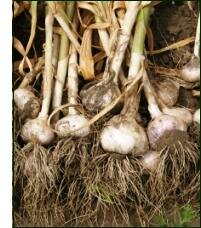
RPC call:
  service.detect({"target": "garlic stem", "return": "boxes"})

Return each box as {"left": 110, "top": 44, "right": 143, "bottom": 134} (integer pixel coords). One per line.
{"left": 48, "top": 2, "right": 80, "bottom": 53}
{"left": 95, "top": 8, "right": 124, "bottom": 80}
{"left": 110, "top": 1, "right": 140, "bottom": 83}
{"left": 39, "top": 6, "right": 54, "bottom": 119}
{"left": 51, "top": 33, "right": 60, "bottom": 71}
{"left": 67, "top": 44, "right": 78, "bottom": 115}
{"left": 14, "top": 57, "right": 44, "bottom": 120}
{"left": 95, "top": 15, "right": 110, "bottom": 56}
{"left": 21, "top": 6, "right": 55, "bottom": 145}
{"left": 128, "top": 6, "right": 150, "bottom": 79}
{"left": 19, "top": 1, "right": 37, "bottom": 75}
{"left": 52, "top": 2, "right": 75, "bottom": 113}
{"left": 55, "top": 44, "right": 90, "bottom": 137}
{"left": 194, "top": 12, "right": 200, "bottom": 58}
{"left": 55, "top": 18, "right": 90, "bottom": 138}
{"left": 116, "top": 7, "right": 125, "bottom": 27}
{"left": 143, "top": 70, "right": 162, "bottom": 118}
{"left": 19, "top": 57, "right": 44, "bottom": 89}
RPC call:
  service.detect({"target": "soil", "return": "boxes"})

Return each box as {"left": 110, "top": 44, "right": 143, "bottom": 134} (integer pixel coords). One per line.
{"left": 13, "top": 1, "right": 200, "bottom": 227}
{"left": 150, "top": 1, "right": 198, "bottom": 68}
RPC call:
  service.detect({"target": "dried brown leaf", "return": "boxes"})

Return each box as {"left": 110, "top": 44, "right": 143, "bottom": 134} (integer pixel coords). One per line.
{"left": 79, "top": 29, "right": 94, "bottom": 80}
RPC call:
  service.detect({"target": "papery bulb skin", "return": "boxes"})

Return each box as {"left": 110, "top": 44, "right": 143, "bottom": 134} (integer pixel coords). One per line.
{"left": 21, "top": 118, "right": 55, "bottom": 145}
{"left": 162, "top": 107, "right": 193, "bottom": 126}
{"left": 55, "top": 114, "right": 90, "bottom": 137}
{"left": 181, "top": 55, "right": 200, "bottom": 82}
{"left": 14, "top": 88, "right": 40, "bottom": 119}
{"left": 193, "top": 108, "right": 200, "bottom": 124}
{"left": 147, "top": 114, "right": 187, "bottom": 149}
{"left": 80, "top": 81, "right": 121, "bottom": 112}
{"left": 100, "top": 115, "right": 149, "bottom": 155}
{"left": 140, "top": 151, "right": 160, "bottom": 171}
{"left": 152, "top": 79, "right": 179, "bottom": 107}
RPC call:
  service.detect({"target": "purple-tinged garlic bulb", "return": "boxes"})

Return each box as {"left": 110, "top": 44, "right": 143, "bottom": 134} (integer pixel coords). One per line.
{"left": 181, "top": 55, "right": 200, "bottom": 82}
{"left": 181, "top": 13, "right": 200, "bottom": 82}
{"left": 143, "top": 70, "right": 187, "bottom": 149}
{"left": 147, "top": 114, "right": 187, "bottom": 149}
{"left": 155, "top": 95, "right": 193, "bottom": 126}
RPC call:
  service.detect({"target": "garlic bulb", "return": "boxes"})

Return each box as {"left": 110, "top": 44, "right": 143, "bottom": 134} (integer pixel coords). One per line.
{"left": 14, "top": 88, "right": 40, "bottom": 119}
{"left": 14, "top": 57, "right": 44, "bottom": 120}
{"left": 21, "top": 6, "right": 55, "bottom": 145}
{"left": 100, "top": 113, "right": 148, "bottom": 155}
{"left": 180, "top": 55, "right": 200, "bottom": 82}
{"left": 56, "top": 114, "right": 89, "bottom": 137}
{"left": 80, "top": 78, "right": 121, "bottom": 112}
{"left": 155, "top": 94, "right": 193, "bottom": 126}
{"left": 143, "top": 70, "right": 187, "bottom": 149}
{"left": 180, "top": 12, "right": 200, "bottom": 82}
{"left": 21, "top": 118, "right": 54, "bottom": 145}
{"left": 193, "top": 108, "right": 200, "bottom": 124}
{"left": 100, "top": 69, "right": 149, "bottom": 155}
{"left": 139, "top": 151, "right": 160, "bottom": 171}
{"left": 147, "top": 114, "right": 187, "bottom": 149}
{"left": 161, "top": 106, "right": 192, "bottom": 126}
{"left": 151, "top": 78, "right": 179, "bottom": 107}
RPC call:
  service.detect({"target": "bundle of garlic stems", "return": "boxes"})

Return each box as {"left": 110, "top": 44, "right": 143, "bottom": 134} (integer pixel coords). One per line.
{"left": 14, "top": 57, "right": 44, "bottom": 119}
{"left": 100, "top": 6, "right": 150, "bottom": 155}
{"left": 51, "top": 2, "right": 75, "bottom": 123}
{"left": 80, "top": 2, "right": 141, "bottom": 112}
{"left": 181, "top": 11, "right": 200, "bottom": 82}
{"left": 21, "top": 5, "right": 55, "bottom": 145}
{"left": 55, "top": 18, "right": 90, "bottom": 138}
{"left": 48, "top": 2, "right": 80, "bottom": 52}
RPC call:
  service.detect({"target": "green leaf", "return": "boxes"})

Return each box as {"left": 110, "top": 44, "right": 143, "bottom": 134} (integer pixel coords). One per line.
{"left": 152, "top": 214, "right": 169, "bottom": 227}
{"left": 179, "top": 205, "right": 196, "bottom": 225}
